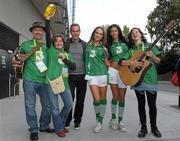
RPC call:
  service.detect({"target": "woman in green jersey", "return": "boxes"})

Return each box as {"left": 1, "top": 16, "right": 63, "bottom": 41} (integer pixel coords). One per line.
{"left": 106, "top": 24, "right": 130, "bottom": 132}
{"left": 85, "top": 26, "right": 109, "bottom": 133}
{"left": 121, "top": 27, "right": 162, "bottom": 138}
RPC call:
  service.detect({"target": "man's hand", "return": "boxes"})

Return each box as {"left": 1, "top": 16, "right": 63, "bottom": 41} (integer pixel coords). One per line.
{"left": 12, "top": 56, "right": 21, "bottom": 64}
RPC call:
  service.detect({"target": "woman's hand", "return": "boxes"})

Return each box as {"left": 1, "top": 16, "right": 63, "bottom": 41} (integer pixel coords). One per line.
{"left": 146, "top": 51, "right": 154, "bottom": 58}
{"left": 145, "top": 51, "right": 160, "bottom": 64}
{"left": 59, "top": 53, "right": 66, "bottom": 60}
{"left": 131, "top": 60, "right": 143, "bottom": 69}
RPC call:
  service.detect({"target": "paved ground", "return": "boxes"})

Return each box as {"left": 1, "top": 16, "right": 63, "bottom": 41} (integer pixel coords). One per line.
{"left": 0, "top": 81, "right": 180, "bottom": 141}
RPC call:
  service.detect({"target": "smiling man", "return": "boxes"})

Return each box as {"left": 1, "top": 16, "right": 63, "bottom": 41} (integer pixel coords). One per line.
{"left": 12, "top": 21, "right": 54, "bottom": 141}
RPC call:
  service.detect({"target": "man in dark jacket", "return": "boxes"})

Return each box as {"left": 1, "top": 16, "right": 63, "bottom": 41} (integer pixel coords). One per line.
{"left": 65, "top": 23, "right": 87, "bottom": 129}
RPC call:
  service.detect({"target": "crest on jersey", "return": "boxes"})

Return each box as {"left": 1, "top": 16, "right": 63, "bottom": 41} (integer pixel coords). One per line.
{"left": 116, "top": 46, "right": 122, "bottom": 54}
{"left": 90, "top": 50, "right": 96, "bottom": 58}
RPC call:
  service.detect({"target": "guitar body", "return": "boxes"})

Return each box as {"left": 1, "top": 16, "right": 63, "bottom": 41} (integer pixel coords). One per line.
{"left": 119, "top": 50, "right": 152, "bottom": 86}
{"left": 14, "top": 46, "right": 40, "bottom": 79}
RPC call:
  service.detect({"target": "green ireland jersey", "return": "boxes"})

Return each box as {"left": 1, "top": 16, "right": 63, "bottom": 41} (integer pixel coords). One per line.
{"left": 20, "top": 39, "right": 48, "bottom": 83}
{"left": 85, "top": 43, "right": 108, "bottom": 76}
{"left": 47, "top": 47, "right": 74, "bottom": 90}
{"left": 47, "top": 46, "right": 63, "bottom": 80}
{"left": 111, "top": 41, "right": 129, "bottom": 63}
{"left": 129, "top": 42, "right": 161, "bottom": 85}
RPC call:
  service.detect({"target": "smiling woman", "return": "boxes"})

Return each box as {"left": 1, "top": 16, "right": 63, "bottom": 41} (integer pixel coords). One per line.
{"left": 120, "top": 27, "right": 162, "bottom": 138}
{"left": 85, "top": 26, "right": 110, "bottom": 133}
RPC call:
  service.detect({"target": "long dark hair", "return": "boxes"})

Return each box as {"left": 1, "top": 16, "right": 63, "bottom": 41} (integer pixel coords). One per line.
{"left": 106, "top": 24, "right": 129, "bottom": 56}
{"left": 128, "top": 27, "right": 147, "bottom": 48}
{"left": 88, "top": 26, "right": 105, "bottom": 44}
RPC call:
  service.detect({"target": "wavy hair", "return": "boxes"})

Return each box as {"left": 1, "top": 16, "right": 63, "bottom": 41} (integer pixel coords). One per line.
{"left": 128, "top": 27, "right": 147, "bottom": 48}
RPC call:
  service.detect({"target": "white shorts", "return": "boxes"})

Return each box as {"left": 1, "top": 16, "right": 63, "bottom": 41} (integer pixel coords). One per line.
{"left": 108, "top": 67, "right": 127, "bottom": 88}
{"left": 86, "top": 75, "right": 108, "bottom": 87}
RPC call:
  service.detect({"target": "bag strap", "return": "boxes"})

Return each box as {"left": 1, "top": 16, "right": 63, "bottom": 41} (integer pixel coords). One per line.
{"left": 46, "top": 72, "right": 61, "bottom": 82}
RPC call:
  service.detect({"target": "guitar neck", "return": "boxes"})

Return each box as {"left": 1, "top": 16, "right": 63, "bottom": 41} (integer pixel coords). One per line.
{"left": 139, "top": 29, "right": 170, "bottom": 61}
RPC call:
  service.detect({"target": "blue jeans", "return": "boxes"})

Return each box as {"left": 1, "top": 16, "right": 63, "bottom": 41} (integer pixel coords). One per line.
{"left": 23, "top": 80, "right": 51, "bottom": 132}
{"left": 47, "top": 86, "right": 73, "bottom": 132}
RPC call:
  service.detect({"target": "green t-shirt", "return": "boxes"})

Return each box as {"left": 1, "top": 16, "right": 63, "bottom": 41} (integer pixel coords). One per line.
{"left": 111, "top": 42, "right": 129, "bottom": 63}
{"left": 85, "top": 43, "right": 108, "bottom": 76}
{"left": 47, "top": 46, "right": 74, "bottom": 90}
{"left": 20, "top": 39, "right": 48, "bottom": 84}
{"left": 47, "top": 46, "right": 63, "bottom": 79}
{"left": 129, "top": 42, "right": 161, "bottom": 85}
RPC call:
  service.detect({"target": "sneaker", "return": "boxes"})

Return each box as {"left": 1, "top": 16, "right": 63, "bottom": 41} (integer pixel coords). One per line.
{"left": 74, "top": 123, "right": 80, "bottom": 130}
{"left": 65, "top": 126, "right": 70, "bottom": 129}
{"left": 65, "top": 123, "right": 70, "bottom": 129}
{"left": 109, "top": 119, "right": 118, "bottom": 130}
{"left": 30, "top": 132, "right": 38, "bottom": 141}
{"left": 94, "top": 122, "right": 102, "bottom": 133}
{"left": 118, "top": 122, "right": 127, "bottom": 132}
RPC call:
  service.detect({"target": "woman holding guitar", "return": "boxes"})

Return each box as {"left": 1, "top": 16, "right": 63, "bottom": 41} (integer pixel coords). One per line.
{"left": 106, "top": 24, "right": 130, "bottom": 132}
{"left": 120, "top": 27, "right": 161, "bottom": 138}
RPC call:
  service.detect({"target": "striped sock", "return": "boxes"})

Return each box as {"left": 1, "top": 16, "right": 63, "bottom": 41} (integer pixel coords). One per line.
{"left": 93, "top": 101, "right": 100, "bottom": 121}
{"left": 99, "top": 99, "right": 107, "bottom": 124}
{"left": 111, "top": 99, "right": 118, "bottom": 120}
{"left": 118, "top": 101, "right": 125, "bottom": 123}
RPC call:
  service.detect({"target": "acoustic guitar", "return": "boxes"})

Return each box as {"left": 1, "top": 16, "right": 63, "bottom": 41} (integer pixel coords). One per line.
{"left": 119, "top": 20, "right": 177, "bottom": 86}
{"left": 14, "top": 44, "right": 41, "bottom": 79}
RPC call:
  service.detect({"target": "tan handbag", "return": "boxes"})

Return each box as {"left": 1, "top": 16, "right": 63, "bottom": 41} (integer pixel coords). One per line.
{"left": 48, "top": 75, "right": 65, "bottom": 94}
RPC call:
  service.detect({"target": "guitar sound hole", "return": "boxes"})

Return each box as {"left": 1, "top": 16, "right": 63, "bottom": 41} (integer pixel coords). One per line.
{"left": 128, "top": 66, "right": 135, "bottom": 73}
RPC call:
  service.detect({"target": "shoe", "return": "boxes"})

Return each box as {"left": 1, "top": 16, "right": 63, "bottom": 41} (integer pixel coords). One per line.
{"left": 56, "top": 130, "right": 66, "bottom": 137}
{"left": 109, "top": 119, "right": 118, "bottom": 130}
{"left": 94, "top": 122, "right": 102, "bottom": 133}
{"left": 40, "top": 128, "right": 55, "bottom": 133}
{"left": 74, "top": 123, "right": 80, "bottom": 130}
{"left": 137, "top": 127, "right": 148, "bottom": 138}
{"left": 65, "top": 123, "right": 70, "bottom": 129}
{"left": 30, "top": 132, "right": 38, "bottom": 141}
{"left": 118, "top": 122, "right": 127, "bottom": 132}
{"left": 63, "top": 128, "right": 69, "bottom": 133}
{"left": 151, "top": 127, "right": 162, "bottom": 138}
{"left": 65, "top": 125, "right": 70, "bottom": 129}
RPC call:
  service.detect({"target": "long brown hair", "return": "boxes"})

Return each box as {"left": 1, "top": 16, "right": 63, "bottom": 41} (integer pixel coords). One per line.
{"left": 88, "top": 26, "right": 105, "bottom": 44}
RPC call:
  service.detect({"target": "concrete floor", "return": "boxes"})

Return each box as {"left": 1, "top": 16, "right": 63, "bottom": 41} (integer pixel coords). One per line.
{"left": 0, "top": 82, "right": 180, "bottom": 141}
